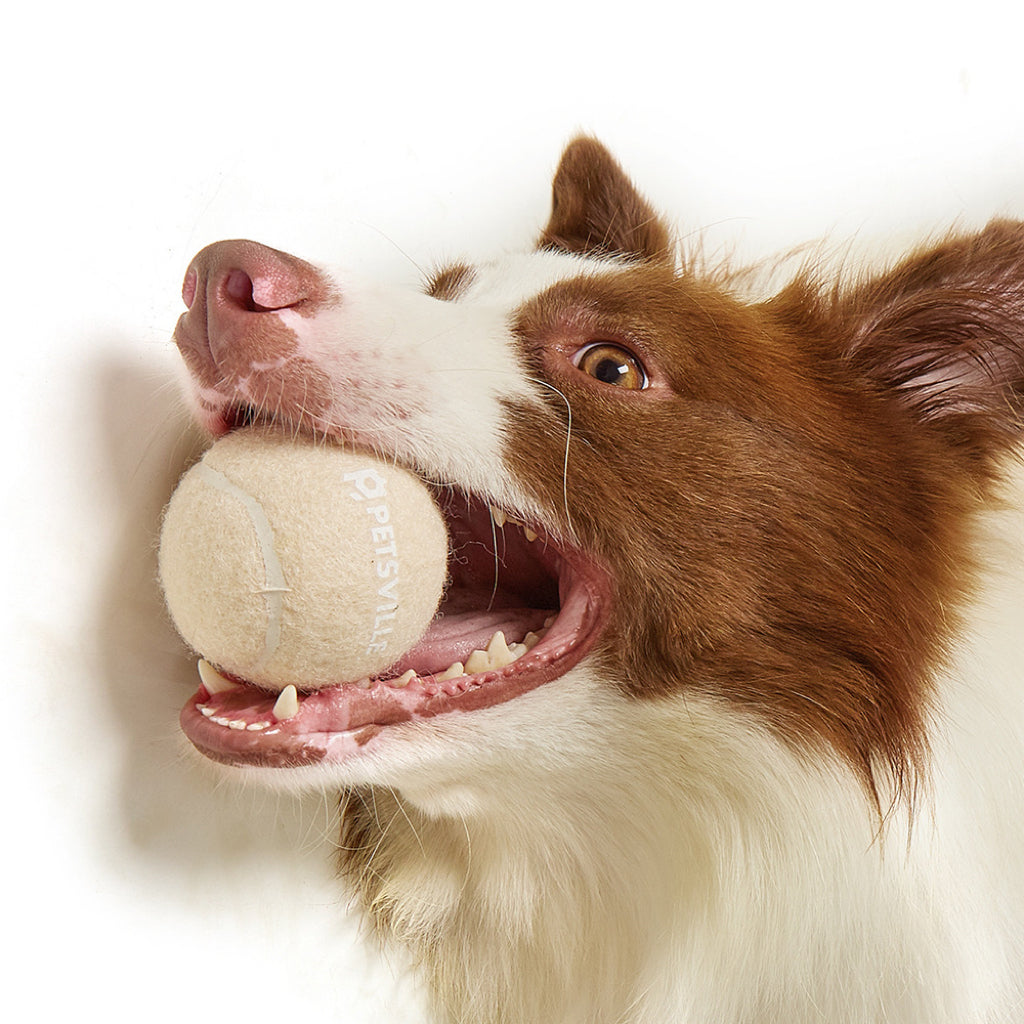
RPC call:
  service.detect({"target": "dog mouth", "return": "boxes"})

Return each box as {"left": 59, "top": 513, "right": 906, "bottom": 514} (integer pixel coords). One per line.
{"left": 178, "top": 416, "right": 610, "bottom": 769}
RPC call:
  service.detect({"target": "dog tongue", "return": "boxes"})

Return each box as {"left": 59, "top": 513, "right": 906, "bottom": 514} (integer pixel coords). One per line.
{"left": 387, "top": 608, "right": 550, "bottom": 678}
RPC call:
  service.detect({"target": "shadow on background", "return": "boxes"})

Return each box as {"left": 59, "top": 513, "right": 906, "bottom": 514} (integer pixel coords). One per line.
{"left": 88, "top": 350, "right": 347, "bottom": 881}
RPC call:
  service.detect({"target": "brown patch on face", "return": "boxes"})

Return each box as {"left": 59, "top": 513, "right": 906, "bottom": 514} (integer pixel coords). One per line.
{"left": 501, "top": 140, "right": 1024, "bottom": 796}
{"left": 425, "top": 262, "right": 477, "bottom": 301}
{"left": 502, "top": 259, "right": 1003, "bottom": 797}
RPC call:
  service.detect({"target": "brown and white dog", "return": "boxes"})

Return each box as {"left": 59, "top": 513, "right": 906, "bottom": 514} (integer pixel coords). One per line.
{"left": 170, "top": 138, "right": 1024, "bottom": 1023}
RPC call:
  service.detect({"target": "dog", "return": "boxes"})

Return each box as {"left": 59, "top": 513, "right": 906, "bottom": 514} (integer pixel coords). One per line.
{"left": 170, "top": 137, "right": 1024, "bottom": 1022}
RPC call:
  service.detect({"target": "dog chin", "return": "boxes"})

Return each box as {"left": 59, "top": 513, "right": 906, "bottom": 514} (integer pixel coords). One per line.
{"left": 181, "top": 664, "right": 612, "bottom": 817}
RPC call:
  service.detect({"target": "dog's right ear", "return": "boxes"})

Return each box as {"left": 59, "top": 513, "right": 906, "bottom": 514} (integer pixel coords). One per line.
{"left": 538, "top": 137, "right": 672, "bottom": 262}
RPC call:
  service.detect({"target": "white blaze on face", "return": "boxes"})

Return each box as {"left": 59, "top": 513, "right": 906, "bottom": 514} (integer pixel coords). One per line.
{"left": 274, "top": 249, "right": 619, "bottom": 516}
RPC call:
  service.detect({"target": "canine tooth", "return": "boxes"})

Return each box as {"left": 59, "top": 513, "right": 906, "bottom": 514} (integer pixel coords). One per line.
{"left": 392, "top": 669, "right": 417, "bottom": 688}
{"left": 436, "top": 661, "right": 465, "bottom": 681}
{"left": 486, "top": 631, "right": 515, "bottom": 668}
{"left": 490, "top": 506, "right": 507, "bottom": 528}
{"left": 523, "top": 526, "right": 538, "bottom": 542}
{"left": 273, "top": 685, "right": 299, "bottom": 721}
{"left": 465, "top": 649, "right": 490, "bottom": 674}
{"left": 463, "top": 632, "right": 520, "bottom": 674}
{"left": 489, "top": 648, "right": 515, "bottom": 670}
{"left": 197, "top": 659, "right": 237, "bottom": 694}
{"left": 487, "top": 630, "right": 509, "bottom": 654}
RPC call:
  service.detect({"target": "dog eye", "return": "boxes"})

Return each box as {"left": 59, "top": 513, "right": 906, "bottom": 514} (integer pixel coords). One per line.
{"left": 573, "top": 343, "right": 648, "bottom": 390}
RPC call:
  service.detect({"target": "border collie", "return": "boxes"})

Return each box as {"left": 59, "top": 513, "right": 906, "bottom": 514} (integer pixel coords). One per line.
{"left": 169, "top": 137, "right": 1024, "bottom": 1023}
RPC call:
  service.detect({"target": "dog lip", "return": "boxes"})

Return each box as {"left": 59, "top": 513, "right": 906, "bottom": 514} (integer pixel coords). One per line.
{"left": 178, "top": 541, "right": 610, "bottom": 768}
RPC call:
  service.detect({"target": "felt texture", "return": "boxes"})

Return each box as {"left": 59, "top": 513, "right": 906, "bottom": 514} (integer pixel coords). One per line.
{"left": 158, "top": 428, "right": 447, "bottom": 689}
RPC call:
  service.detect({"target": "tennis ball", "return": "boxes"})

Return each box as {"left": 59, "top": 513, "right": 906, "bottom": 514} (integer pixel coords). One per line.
{"left": 158, "top": 428, "right": 447, "bottom": 691}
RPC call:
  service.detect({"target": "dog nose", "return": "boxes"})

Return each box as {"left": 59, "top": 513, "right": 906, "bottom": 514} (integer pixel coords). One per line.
{"left": 183, "top": 239, "right": 313, "bottom": 312}
{"left": 177, "top": 239, "right": 322, "bottom": 364}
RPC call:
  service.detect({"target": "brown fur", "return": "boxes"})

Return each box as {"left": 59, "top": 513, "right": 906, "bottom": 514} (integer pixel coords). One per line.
{"left": 425, "top": 262, "right": 477, "bottom": 302}
{"left": 500, "top": 138, "right": 1024, "bottom": 798}
{"left": 538, "top": 136, "right": 672, "bottom": 261}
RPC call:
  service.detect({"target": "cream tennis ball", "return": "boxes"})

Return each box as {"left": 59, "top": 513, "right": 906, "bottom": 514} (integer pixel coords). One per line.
{"left": 158, "top": 428, "right": 448, "bottom": 691}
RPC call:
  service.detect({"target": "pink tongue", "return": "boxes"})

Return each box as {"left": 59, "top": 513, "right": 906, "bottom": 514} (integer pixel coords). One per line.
{"left": 389, "top": 609, "right": 551, "bottom": 677}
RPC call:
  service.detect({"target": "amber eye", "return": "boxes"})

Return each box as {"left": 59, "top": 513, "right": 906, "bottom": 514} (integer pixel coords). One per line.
{"left": 573, "top": 342, "right": 648, "bottom": 390}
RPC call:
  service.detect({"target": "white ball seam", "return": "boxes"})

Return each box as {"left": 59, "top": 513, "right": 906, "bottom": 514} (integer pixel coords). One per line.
{"left": 193, "top": 461, "right": 289, "bottom": 674}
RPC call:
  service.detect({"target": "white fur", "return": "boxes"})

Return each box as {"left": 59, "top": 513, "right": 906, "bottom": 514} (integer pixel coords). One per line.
{"left": 273, "top": 250, "right": 618, "bottom": 526}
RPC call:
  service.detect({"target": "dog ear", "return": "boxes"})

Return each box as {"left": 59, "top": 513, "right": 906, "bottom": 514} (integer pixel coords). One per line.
{"left": 539, "top": 137, "right": 672, "bottom": 261}
{"left": 841, "top": 220, "right": 1024, "bottom": 467}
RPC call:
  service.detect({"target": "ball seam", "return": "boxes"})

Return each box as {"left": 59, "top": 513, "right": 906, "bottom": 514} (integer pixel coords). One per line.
{"left": 193, "top": 461, "right": 288, "bottom": 674}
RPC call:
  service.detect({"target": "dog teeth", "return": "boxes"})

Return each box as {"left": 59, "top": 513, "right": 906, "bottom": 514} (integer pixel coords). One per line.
{"left": 196, "top": 702, "right": 274, "bottom": 732}
{"left": 196, "top": 621, "right": 552, "bottom": 728}
{"left": 488, "top": 505, "right": 540, "bottom": 542}
{"left": 436, "top": 661, "right": 465, "bottom": 681}
{"left": 273, "top": 685, "right": 299, "bottom": 721}
{"left": 464, "top": 630, "right": 525, "bottom": 674}
{"left": 490, "top": 630, "right": 521, "bottom": 666}
{"left": 197, "top": 658, "right": 238, "bottom": 694}
{"left": 196, "top": 677, "right": 297, "bottom": 731}
{"left": 464, "top": 648, "right": 490, "bottom": 674}
{"left": 349, "top": 626, "right": 548, "bottom": 694}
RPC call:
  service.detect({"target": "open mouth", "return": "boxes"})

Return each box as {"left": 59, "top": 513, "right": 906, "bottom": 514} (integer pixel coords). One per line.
{"left": 179, "top": 415, "right": 610, "bottom": 769}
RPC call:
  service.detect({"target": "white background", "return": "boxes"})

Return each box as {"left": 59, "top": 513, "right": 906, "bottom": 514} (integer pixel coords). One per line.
{"left": 7, "top": 1, "right": 1024, "bottom": 1020}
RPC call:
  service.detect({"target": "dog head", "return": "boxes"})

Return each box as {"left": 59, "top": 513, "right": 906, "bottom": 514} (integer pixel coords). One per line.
{"left": 172, "top": 138, "right": 1024, "bottom": 802}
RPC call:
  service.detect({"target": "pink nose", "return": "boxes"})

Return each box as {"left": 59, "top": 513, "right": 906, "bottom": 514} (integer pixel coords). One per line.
{"left": 176, "top": 239, "right": 323, "bottom": 365}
